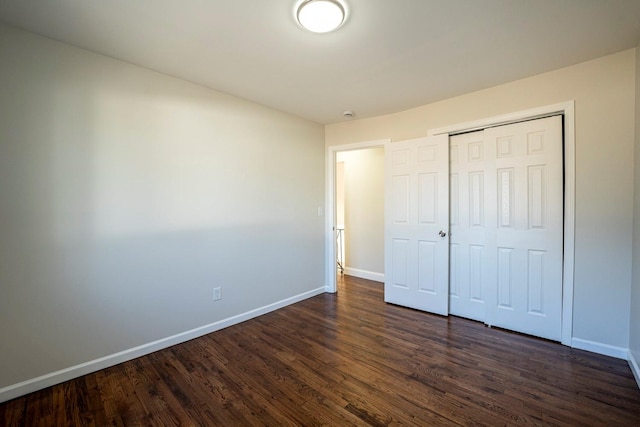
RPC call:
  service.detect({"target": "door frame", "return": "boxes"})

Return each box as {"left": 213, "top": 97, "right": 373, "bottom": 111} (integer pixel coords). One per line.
{"left": 324, "top": 101, "right": 575, "bottom": 347}
{"left": 325, "top": 139, "right": 390, "bottom": 295}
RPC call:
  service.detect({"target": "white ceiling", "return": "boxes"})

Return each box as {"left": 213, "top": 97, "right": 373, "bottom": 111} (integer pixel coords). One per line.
{"left": 1, "top": 0, "right": 640, "bottom": 125}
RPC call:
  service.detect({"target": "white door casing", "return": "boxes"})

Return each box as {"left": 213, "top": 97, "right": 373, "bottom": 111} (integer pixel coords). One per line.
{"left": 384, "top": 135, "right": 449, "bottom": 315}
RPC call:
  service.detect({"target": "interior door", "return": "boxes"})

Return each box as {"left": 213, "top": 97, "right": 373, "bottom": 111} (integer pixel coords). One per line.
{"left": 384, "top": 135, "right": 449, "bottom": 315}
{"left": 484, "top": 116, "right": 564, "bottom": 341}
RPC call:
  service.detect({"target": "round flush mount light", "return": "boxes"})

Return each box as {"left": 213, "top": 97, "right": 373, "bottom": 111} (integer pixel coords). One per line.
{"left": 297, "top": 0, "right": 346, "bottom": 33}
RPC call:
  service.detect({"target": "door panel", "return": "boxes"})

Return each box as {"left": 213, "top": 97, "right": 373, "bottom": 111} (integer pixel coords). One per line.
{"left": 484, "top": 115, "right": 563, "bottom": 341}
{"left": 448, "top": 131, "right": 495, "bottom": 322}
{"left": 384, "top": 135, "right": 449, "bottom": 315}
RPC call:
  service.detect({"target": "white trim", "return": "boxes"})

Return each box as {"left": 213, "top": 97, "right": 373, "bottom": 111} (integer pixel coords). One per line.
{"left": 0, "top": 286, "right": 325, "bottom": 403}
{"left": 571, "top": 338, "right": 629, "bottom": 360}
{"left": 325, "top": 139, "right": 390, "bottom": 293}
{"left": 561, "top": 103, "right": 576, "bottom": 347}
{"left": 427, "top": 102, "right": 575, "bottom": 136}
{"left": 628, "top": 350, "right": 640, "bottom": 389}
{"left": 343, "top": 267, "right": 384, "bottom": 283}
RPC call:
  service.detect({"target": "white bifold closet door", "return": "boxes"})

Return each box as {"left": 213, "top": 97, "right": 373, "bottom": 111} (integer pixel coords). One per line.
{"left": 487, "top": 116, "right": 563, "bottom": 341}
{"left": 386, "top": 115, "right": 563, "bottom": 341}
{"left": 449, "top": 131, "right": 497, "bottom": 323}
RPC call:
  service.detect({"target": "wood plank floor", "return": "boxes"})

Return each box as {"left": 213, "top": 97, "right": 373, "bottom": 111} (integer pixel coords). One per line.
{"left": 2, "top": 275, "right": 639, "bottom": 426}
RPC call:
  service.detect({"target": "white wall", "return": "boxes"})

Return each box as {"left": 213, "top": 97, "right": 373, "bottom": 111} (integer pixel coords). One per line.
{"left": 631, "top": 41, "right": 640, "bottom": 382}
{"left": 336, "top": 149, "right": 385, "bottom": 279}
{"left": 0, "top": 24, "right": 325, "bottom": 398}
{"left": 327, "top": 49, "right": 637, "bottom": 353}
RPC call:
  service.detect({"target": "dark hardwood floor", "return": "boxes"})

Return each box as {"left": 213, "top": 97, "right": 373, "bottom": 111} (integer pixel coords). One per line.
{"left": 2, "top": 275, "right": 639, "bottom": 426}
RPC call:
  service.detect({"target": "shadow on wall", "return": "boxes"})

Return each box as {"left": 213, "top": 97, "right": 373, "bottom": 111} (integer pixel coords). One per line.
{"left": 0, "top": 29, "right": 324, "bottom": 390}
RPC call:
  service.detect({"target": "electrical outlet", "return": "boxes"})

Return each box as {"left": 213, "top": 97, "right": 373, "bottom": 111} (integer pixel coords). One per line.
{"left": 213, "top": 287, "right": 222, "bottom": 301}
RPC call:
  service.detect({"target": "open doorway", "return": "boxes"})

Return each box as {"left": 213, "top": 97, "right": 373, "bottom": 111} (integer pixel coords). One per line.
{"left": 326, "top": 139, "right": 389, "bottom": 294}
{"left": 335, "top": 148, "right": 385, "bottom": 284}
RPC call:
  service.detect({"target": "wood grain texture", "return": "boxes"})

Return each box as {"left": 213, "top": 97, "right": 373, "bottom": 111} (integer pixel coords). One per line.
{"left": 2, "top": 275, "right": 639, "bottom": 426}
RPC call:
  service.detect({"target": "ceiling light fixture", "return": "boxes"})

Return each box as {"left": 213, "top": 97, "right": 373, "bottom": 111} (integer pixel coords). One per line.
{"left": 297, "top": 0, "right": 346, "bottom": 33}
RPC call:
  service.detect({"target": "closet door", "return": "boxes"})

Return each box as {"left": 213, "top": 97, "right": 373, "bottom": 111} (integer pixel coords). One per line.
{"left": 449, "top": 131, "right": 497, "bottom": 322}
{"left": 384, "top": 116, "right": 563, "bottom": 341}
{"left": 484, "top": 116, "right": 563, "bottom": 341}
{"left": 384, "top": 135, "right": 449, "bottom": 315}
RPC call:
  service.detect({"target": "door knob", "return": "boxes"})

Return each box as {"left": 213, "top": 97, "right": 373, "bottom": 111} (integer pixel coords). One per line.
{"left": 439, "top": 230, "right": 447, "bottom": 238}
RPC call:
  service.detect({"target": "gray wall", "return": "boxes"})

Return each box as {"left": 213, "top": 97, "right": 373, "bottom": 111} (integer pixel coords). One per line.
{"left": 0, "top": 24, "right": 325, "bottom": 392}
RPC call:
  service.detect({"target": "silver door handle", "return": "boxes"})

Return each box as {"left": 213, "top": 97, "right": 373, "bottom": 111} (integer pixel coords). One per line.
{"left": 439, "top": 230, "right": 447, "bottom": 238}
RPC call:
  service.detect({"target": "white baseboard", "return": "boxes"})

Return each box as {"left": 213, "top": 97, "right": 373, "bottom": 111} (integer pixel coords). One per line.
{"left": 571, "top": 337, "right": 629, "bottom": 360}
{"left": 343, "top": 267, "right": 384, "bottom": 283}
{"left": 0, "top": 286, "right": 326, "bottom": 403}
{"left": 628, "top": 350, "right": 640, "bottom": 389}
